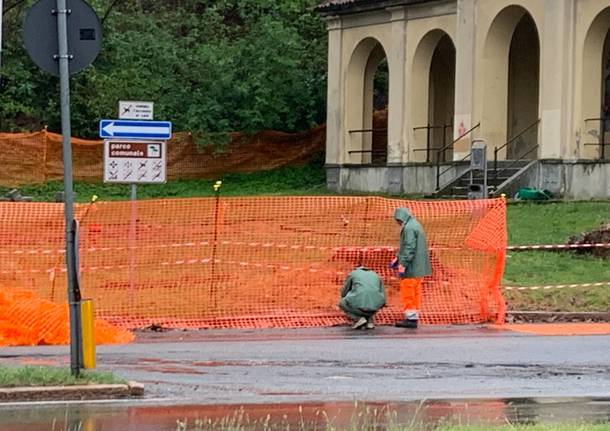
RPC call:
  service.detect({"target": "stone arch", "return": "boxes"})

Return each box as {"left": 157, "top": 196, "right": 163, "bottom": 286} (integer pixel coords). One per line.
{"left": 411, "top": 30, "right": 456, "bottom": 163}
{"left": 345, "top": 37, "right": 389, "bottom": 164}
{"left": 582, "top": 7, "right": 610, "bottom": 159}
{"left": 482, "top": 6, "right": 540, "bottom": 159}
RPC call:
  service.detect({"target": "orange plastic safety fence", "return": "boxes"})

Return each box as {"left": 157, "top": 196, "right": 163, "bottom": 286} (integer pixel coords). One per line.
{"left": 0, "top": 129, "right": 324, "bottom": 186}
{"left": 0, "top": 196, "right": 507, "bottom": 333}
{"left": 0, "top": 285, "right": 134, "bottom": 346}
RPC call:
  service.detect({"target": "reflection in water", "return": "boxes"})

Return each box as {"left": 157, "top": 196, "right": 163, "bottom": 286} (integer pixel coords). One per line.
{"left": 1, "top": 398, "right": 610, "bottom": 431}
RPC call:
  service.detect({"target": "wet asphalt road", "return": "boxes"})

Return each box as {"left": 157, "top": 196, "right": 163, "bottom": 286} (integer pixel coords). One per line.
{"left": 1, "top": 325, "right": 610, "bottom": 404}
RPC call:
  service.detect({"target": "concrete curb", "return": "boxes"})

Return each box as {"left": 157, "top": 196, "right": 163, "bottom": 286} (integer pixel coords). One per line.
{"left": 0, "top": 381, "right": 144, "bottom": 402}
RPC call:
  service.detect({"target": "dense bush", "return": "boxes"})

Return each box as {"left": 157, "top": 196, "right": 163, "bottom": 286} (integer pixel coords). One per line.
{"left": 0, "top": 0, "right": 328, "bottom": 137}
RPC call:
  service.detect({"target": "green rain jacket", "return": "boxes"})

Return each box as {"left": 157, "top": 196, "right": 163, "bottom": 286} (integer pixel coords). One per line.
{"left": 394, "top": 207, "right": 432, "bottom": 278}
{"left": 339, "top": 267, "right": 386, "bottom": 313}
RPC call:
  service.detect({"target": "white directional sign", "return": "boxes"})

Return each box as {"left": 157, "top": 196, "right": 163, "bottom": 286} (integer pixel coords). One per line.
{"left": 103, "top": 140, "right": 166, "bottom": 184}
{"left": 99, "top": 119, "right": 172, "bottom": 140}
{"left": 118, "top": 101, "right": 154, "bottom": 120}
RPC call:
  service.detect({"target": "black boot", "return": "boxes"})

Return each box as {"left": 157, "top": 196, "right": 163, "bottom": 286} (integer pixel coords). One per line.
{"left": 395, "top": 319, "right": 418, "bottom": 329}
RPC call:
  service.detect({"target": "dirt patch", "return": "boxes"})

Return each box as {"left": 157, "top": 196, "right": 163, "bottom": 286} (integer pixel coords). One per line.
{"left": 568, "top": 223, "right": 610, "bottom": 258}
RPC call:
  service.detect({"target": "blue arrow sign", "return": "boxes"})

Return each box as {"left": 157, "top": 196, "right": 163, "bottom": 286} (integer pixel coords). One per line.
{"left": 99, "top": 120, "right": 172, "bottom": 140}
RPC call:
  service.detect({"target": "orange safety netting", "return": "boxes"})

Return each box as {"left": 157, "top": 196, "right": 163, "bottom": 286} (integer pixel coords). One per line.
{"left": 0, "top": 128, "right": 325, "bottom": 186}
{"left": 0, "top": 197, "right": 506, "bottom": 337}
{"left": 0, "top": 285, "right": 134, "bottom": 346}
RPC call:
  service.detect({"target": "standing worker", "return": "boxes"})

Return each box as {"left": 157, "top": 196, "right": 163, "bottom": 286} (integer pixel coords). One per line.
{"left": 339, "top": 266, "right": 386, "bottom": 330}
{"left": 390, "top": 207, "right": 431, "bottom": 329}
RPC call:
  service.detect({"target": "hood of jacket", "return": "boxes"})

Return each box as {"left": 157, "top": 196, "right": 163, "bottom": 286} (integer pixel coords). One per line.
{"left": 394, "top": 207, "right": 412, "bottom": 225}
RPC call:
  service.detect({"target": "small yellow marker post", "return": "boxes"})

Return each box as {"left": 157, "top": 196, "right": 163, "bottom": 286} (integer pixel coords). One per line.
{"left": 211, "top": 180, "right": 222, "bottom": 307}
{"left": 81, "top": 299, "right": 96, "bottom": 369}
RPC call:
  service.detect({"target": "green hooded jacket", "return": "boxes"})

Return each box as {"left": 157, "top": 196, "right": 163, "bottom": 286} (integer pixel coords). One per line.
{"left": 339, "top": 267, "right": 386, "bottom": 313}
{"left": 394, "top": 207, "right": 432, "bottom": 278}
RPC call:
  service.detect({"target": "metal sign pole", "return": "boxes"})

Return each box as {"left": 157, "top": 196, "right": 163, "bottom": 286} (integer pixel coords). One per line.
{"left": 56, "top": 0, "right": 82, "bottom": 376}
{"left": 24, "top": 0, "right": 102, "bottom": 376}
{"left": 129, "top": 183, "right": 137, "bottom": 308}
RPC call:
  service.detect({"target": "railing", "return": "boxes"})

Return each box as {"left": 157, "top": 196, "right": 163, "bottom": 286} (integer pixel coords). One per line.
{"left": 584, "top": 117, "right": 610, "bottom": 160}
{"left": 348, "top": 128, "right": 388, "bottom": 134}
{"left": 413, "top": 123, "right": 453, "bottom": 163}
{"left": 493, "top": 119, "right": 540, "bottom": 183}
{"left": 347, "top": 128, "right": 388, "bottom": 165}
{"left": 492, "top": 144, "right": 538, "bottom": 191}
{"left": 435, "top": 123, "right": 481, "bottom": 191}
{"left": 347, "top": 150, "right": 388, "bottom": 156}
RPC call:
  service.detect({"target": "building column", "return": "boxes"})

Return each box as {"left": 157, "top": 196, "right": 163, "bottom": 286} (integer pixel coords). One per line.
{"left": 452, "top": 0, "right": 476, "bottom": 160}
{"left": 386, "top": 7, "right": 408, "bottom": 164}
{"left": 539, "top": 0, "right": 575, "bottom": 159}
{"left": 324, "top": 17, "right": 344, "bottom": 166}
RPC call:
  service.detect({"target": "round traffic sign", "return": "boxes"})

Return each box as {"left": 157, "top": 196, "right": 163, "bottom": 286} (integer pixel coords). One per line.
{"left": 23, "top": 0, "right": 102, "bottom": 76}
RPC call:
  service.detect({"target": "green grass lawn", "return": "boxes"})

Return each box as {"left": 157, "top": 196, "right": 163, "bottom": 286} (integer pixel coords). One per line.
{"left": 0, "top": 159, "right": 329, "bottom": 203}
{"left": 1, "top": 161, "right": 608, "bottom": 312}
{"left": 504, "top": 202, "right": 610, "bottom": 311}
{"left": 0, "top": 365, "right": 124, "bottom": 387}
{"left": 507, "top": 201, "right": 610, "bottom": 245}
{"left": 503, "top": 253, "right": 610, "bottom": 311}
{"left": 503, "top": 251, "right": 610, "bottom": 287}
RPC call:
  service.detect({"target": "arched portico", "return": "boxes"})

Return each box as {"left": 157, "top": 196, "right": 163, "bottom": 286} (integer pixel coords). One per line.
{"left": 345, "top": 38, "right": 389, "bottom": 165}
{"left": 482, "top": 6, "right": 541, "bottom": 160}
{"left": 411, "top": 30, "right": 456, "bottom": 163}
{"left": 582, "top": 7, "right": 610, "bottom": 159}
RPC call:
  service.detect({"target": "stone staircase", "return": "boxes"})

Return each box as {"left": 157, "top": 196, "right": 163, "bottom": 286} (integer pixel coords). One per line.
{"left": 434, "top": 160, "right": 535, "bottom": 198}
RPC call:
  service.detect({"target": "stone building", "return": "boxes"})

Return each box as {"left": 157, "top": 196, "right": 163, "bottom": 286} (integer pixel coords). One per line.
{"left": 316, "top": 0, "right": 610, "bottom": 198}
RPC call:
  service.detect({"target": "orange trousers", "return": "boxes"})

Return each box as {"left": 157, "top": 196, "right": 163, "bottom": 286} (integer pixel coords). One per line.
{"left": 399, "top": 278, "right": 423, "bottom": 312}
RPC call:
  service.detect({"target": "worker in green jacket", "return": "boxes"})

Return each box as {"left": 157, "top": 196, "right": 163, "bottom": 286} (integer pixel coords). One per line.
{"left": 339, "top": 266, "right": 386, "bottom": 330}
{"left": 389, "top": 207, "right": 432, "bottom": 329}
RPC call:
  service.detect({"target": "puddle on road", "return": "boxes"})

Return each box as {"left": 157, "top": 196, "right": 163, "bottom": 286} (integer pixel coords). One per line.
{"left": 1, "top": 398, "right": 610, "bottom": 430}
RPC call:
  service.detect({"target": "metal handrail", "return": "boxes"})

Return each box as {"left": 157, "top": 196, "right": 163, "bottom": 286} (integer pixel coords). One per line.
{"left": 436, "top": 123, "right": 480, "bottom": 159}
{"left": 413, "top": 123, "right": 453, "bottom": 163}
{"left": 494, "top": 119, "right": 540, "bottom": 156}
{"left": 347, "top": 128, "right": 388, "bottom": 165}
{"left": 347, "top": 150, "right": 387, "bottom": 154}
{"left": 348, "top": 128, "right": 387, "bottom": 133}
{"left": 412, "top": 147, "right": 434, "bottom": 164}
{"left": 493, "top": 144, "right": 538, "bottom": 188}
{"left": 347, "top": 149, "right": 387, "bottom": 168}
{"left": 436, "top": 152, "right": 470, "bottom": 190}
{"left": 434, "top": 122, "right": 481, "bottom": 191}
{"left": 583, "top": 117, "right": 609, "bottom": 159}
{"left": 493, "top": 119, "right": 540, "bottom": 182}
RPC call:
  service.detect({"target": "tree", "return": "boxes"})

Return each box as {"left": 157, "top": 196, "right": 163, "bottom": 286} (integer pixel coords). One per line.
{"left": 0, "top": 0, "right": 328, "bottom": 137}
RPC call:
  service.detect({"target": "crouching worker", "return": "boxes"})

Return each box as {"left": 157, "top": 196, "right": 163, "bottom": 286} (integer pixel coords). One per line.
{"left": 339, "top": 266, "right": 386, "bottom": 330}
